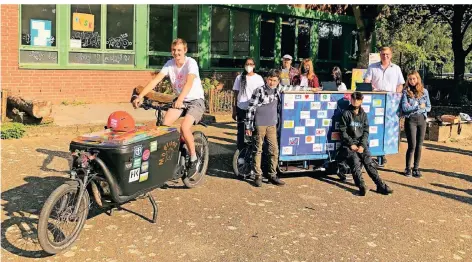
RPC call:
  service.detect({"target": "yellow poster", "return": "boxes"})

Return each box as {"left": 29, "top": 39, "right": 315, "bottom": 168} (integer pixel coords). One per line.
{"left": 368, "top": 53, "right": 380, "bottom": 65}
{"left": 72, "top": 13, "right": 94, "bottom": 32}
{"left": 351, "top": 68, "right": 367, "bottom": 91}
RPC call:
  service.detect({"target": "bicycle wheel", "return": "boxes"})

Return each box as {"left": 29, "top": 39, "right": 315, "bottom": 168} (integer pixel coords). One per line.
{"left": 37, "top": 183, "right": 90, "bottom": 254}
{"left": 182, "top": 131, "right": 209, "bottom": 188}
{"left": 232, "top": 146, "right": 253, "bottom": 179}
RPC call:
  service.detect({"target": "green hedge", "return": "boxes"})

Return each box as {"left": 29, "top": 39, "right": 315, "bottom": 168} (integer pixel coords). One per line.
{"left": 1, "top": 122, "right": 26, "bottom": 139}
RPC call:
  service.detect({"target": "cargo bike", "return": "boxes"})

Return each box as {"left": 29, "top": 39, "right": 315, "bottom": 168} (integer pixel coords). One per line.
{"left": 37, "top": 88, "right": 209, "bottom": 254}
{"left": 233, "top": 87, "right": 402, "bottom": 180}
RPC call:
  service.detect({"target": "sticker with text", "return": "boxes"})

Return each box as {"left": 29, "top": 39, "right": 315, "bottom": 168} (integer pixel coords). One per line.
{"left": 134, "top": 145, "right": 143, "bottom": 157}
{"left": 300, "top": 111, "right": 310, "bottom": 119}
{"left": 361, "top": 105, "right": 370, "bottom": 113}
{"left": 150, "top": 141, "right": 158, "bottom": 152}
{"left": 283, "top": 120, "right": 294, "bottom": 128}
{"left": 142, "top": 149, "right": 150, "bottom": 161}
{"left": 331, "top": 132, "right": 341, "bottom": 141}
{"left": 334, "top": 122, "right": 340, "bottom": 130}
{"left": 373, "top": 99, "right": 382, "bottom": 107}
{"left": 295, "top": 95, "right": 302, "bottom": 101}
{"left": 310, "top": 102, "right": 321, "bottom": 110}
{"left": 369, "top": 126, "right": 378, "bottom": 134}
{"left": 305, "top": 135, "right": 315, "bottom": 144}
{"left": 284, "top": 100, "right": 294, "bottom": 109}
{"left": 375, "top": 108, "right": 384, "bottom": 116}
{"left": 125, "top": 162, "right": 132, "bottom": 170}
{"left": 305, "top": 119, "right": 316, "bottom": 126}
{"left": 141, "top": 161, "right": 149, "bottom": 173}
{"left": 369, "top": 139, "right": 379, "bottom": 147}
{"left": 317, "top": 110, "right": 328, "bottom": 118}
{"left": 295, "top": 126, "right": 305, "bottom": 135}
{"left": 285, "top": 94, "right": 295, "bottom": 102}
{"left": 312, "top": 143, "right": 323, "bottom": 152}
{"left": 325, "top": 143, "right": 335, "bottom": 151}
{"left": 363, "top": 95, "right": 372, "bottom": 103}
{"left": 139, "top": 172, "right": 148, "bottom": 182}
{"left": 129, "top": 168, "right": 140, "bottom": 183}
{"left": 315, "top": 128, "right": 326, "bottom": 136}
{"left": 282, "top": 146, "right": 293, "bottom": 155}
{"left": 133, "top": 158, "right": 141, "bottom": 169}
{"left": 322, "top": 119, "right": 332, "bottom": 127}
{"left": 320, "top": 94, "right": 331, "bottom": 101}
{"left": 327, "top": 102, "right": 337, "bottom": 110}
{"left": 374, "top": 117, "right": 384, "bottom": 125}
{"left": 289, "top": 137, "right": 299, "bottom": 145}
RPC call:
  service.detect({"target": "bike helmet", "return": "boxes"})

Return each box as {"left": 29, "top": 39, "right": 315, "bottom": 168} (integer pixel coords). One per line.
{"left": 107, "top": 111, "right": 135, "bottom": 132}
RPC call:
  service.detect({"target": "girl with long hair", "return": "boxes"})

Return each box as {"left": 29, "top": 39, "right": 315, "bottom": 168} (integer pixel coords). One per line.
{"left": 332, "top": 66, "right": 347, "bottom": 91}
{"left": 298, "top": 58, "right": 320, "bottom": 91}
{"left": 401, "top": 71, "right": 431, "bottom": 177}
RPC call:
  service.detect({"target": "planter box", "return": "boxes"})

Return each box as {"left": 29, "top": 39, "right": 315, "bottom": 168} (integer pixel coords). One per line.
{"left": 427, "top": 122, "right": 472, "bottom": 142}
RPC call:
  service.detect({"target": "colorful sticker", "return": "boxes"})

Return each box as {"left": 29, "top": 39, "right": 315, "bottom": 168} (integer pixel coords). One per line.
{"left": 331, "top": 132, "right": 341, "bottom": 141}
{"left": 285, "top": 94, "right": 295, "bottom": 102}
{"left": 326, "top": 143, "right": 335, "bottom": 151}
{"left": 289, "top": 137, "right": 299, "bottom": 145}
{"left": 320, "top": 94, "right": 331, "bottom": 101}
{"left": 375, "top": 108, "right": 384, "bottom": 116}
{"left": 305, "top": 135, "right": 315, "bottom": 144}
{"left": 327, "top": 102, "right": 337, "bottom": 110}
{"left": 374, "top": 117, "right": 384, "bottom": 125}
{"left": 295, "top": 94, "right": 302, "bottom": 100}
{"left": 133, "top": 158, "right": 141, "bottom": 168}
{"left": 300, "top": 111, "right": 311, "bottom": 119}
{"left": 142, "top": 149, "right": 150, "bottom": 161}
{"left": 305, "top": 119, "right": 316, "bottom": 126}
{"left": 295, "top": 126, "right": 305, "bottom": 135}
{"left": 370, "top": 139, "right": 379, "bottom": 147}
{"left": 363, "top": 95, "right": 372, "bottom": 103}
{"left": 284, "top": 120, "right": 294, "bottom": 128}
{"left": 141, "top": 161, "right": 149, "bottom": 173}
{"left": 322, "top": 119, "right": 332, "bottom": 127}
{"left": 129, "top": 168, "right": 140, "bottom": 183}
{"left": 310, "top": 102, "right": 321, "bottom": 110}
{"left": 284, "top": 100, "right": 294, "bottom": 109}
{"left": 134, "top": 145, "right": 143, "bottom": 157}
{"left": 317, "top": 110, "right": 327, "bottom": 118}
{"left": 150, "top": 141, "right": 158, "bottom": 152}
{"left": 282, "top": 146, "right": 293, "bottom": 155}
{"left": 125, "top": 162, "right": 132, "bottom": 170}
{"left": 361, "top": 105, "right": 370, "bottom": 113}
{"left": 369, "top": 126, "right": 378, "bottom": 134}
{"left": 313, "top": 143, "right": 323, "bottom": 152}
{"left": 303, "top": 94, "right": 314, "bottom": 101}
{"left": 334, "top": 122, "right": 340, "bottom": 130}
{"left": 373, "top": 99, "right": 382, "bottom": 107}
{"left": 139, "top": 172, "right": 149, "bottom": 182}
{"left": 315, "top": 128, "right": 326, "bottom": 136}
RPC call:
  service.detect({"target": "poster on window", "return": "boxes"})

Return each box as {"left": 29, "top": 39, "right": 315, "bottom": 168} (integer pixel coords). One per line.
{"left": 72, "top": 13, "right": 95, "bottom": 32}
{"left": 369, "top": 53, "right": 381, "bottom": 65}
{"left": 30, "top": 19, "right": 52, "bottom": 46}
{"left": 351, "top": 69, "right": 367, "bottom": 90}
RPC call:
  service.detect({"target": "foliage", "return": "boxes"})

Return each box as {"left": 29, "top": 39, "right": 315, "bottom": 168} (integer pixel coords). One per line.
{"left": 1, "top": 122, "right": 26, "bottom": 139}
{"left": 201, "top": 77, "right": 220, "bottom": 92}
{"left": 61, "top": 100, "right": 87, "bottom": 106}
{"left": 153, "top": 78, "right": 173, "bottom": 94}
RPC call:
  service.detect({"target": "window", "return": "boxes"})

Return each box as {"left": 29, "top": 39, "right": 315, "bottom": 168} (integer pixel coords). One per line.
{"left": 178, "top": 5, "right": 199, "bottom": 53}
{"left": 106, "top": 5, "right": 134, "bottom": 50}
{"left": 149, "top": 5, "right": 173, "bottom": 52}
{"left": 70, "top": 5, "right": 101, "bottom": 49}
{"left": 210, "top": 7, "right": 250, "bottom": 67}
{"left": 297, "top": 19, "right": 311, "bottom": 59}
{"left": 281, "top": 17, "right": 295, "bottom": 58}
{"left": 260, "top": 14, "right": 275, "bottom": 58}
{"left": 317, "top": 22, "right": 343, "bottom": 61}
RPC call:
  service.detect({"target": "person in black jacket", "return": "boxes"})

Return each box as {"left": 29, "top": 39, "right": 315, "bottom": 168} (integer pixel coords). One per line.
{"left": 339, "top": 92, "right": 393, "bottom": 196}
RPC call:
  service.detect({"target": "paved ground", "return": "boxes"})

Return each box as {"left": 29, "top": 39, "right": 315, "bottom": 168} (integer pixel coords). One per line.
{"left": 1, "top": 115, "right": 472, "bottom": 261}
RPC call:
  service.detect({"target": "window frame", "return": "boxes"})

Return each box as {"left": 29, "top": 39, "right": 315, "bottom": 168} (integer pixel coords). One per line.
{"left": 316, "top": 21, "right": 344, "bottom": 63}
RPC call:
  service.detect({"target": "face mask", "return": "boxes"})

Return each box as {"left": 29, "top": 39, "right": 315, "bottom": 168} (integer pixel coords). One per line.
{"left": 245, "top": 66, "right": 254, "bottom": 73}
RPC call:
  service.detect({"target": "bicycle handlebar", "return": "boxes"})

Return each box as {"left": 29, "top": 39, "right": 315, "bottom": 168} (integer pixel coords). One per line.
{"left": 140, "top": 99, "right": 187, "bottom": 111}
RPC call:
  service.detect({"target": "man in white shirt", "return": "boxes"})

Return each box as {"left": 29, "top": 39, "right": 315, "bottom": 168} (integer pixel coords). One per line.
{"left": 364, "top": 46, "right": 405, "bottom": 93}
{"left": 133, "top": 38, "right": 205, "bottom": 175}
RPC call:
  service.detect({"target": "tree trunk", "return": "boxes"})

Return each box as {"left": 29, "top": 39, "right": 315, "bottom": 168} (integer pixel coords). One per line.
{"left": 7, "top": 96, "right": 52, "bottom": 118}
{"left": 352, "top": 5, "right": 371, "bottom": 68}
{"left": 451, "top": 6, "right": 466, "bottom": 85}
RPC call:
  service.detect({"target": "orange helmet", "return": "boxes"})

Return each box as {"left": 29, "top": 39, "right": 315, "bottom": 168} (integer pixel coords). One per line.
{"left": 107, "top": 111, "right": 135, "bottom": 132}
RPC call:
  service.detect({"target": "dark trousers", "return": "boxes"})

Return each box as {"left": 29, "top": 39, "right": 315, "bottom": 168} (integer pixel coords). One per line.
{"left": 405, "top": 114, "right": 427, "bottom": 169}
{"left": 343, "top": 147, "right": 386, "bottom": 189}
{"left": 236, "top": 107, "right": 247, "bottom": 151}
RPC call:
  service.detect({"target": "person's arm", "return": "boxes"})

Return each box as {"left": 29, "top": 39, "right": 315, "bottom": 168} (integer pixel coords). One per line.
{"left": 339, "top": 112, "right": 354, "bottom": 147}
{"left": 424, "top": 89, "right": 432, "bottom": 112}
{"left": 245, "top": 87, "right": 262, "bottom": 133}
{"left": 364, "top": 66, "right": 372, "bottom": 83}
{"left": 396, "top": 67, "right": 406, "bottom": 93}
{"left": 359, "top": 113, "right": 369, "bottom": 150}
{"left": 401, "top": 91, "right": 419, "bottom": 113}
{"left": 133, "top": 71, "right": 167, "bottom": 108}
{"left": 232, "top": 75, "right": 241, "bottom": 120}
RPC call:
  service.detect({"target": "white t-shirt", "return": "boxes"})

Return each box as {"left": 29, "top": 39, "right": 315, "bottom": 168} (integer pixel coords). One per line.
{"left": 232, "top": 73, "right": 265, "bottom": 110}
{"left": 160, "top": 57, "right": 205, "bottom": 101}
{"left": 365, "top": 62, "right": 405, "bottom": 92}
{"left": 300, "top": 75, "right": 308, "bottom": 87}
{"left": 337, "top": 82, "right": 347, "bottom": 91}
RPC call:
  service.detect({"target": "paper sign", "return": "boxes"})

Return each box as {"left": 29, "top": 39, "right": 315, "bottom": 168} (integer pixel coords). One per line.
{"left": 285, "top": 94, "right": 295, "bottom": 102}
{"left": 294, "top": 94, "right": 302, "bottom": 101}
{"left": 374, "top": 117, "right": 384, "bottom": 124}
{"left": 331, "top": 132, "right": 341, "bottom": 140}
{"left": 369, "top": 126, "right": 378, "bottom": 134}
{"left": 305, "top": 119, "right": 316, "bottom": 126}
{"left": 295, "top": 126, "right": 305, "bottom": 134}
{"left": 282, "top": 146, "right": 293, "bottom": 155}
{"left": 317, "top": 110, "right": 327, "bottom": 118}
{"left": 327, "top": 102, "right": 337, "bottom": 110}
{"left": 300, "top": 111, "right": 310, "bottom": 119}
{"left": 299, "top": 94, "right": 314, "bottom": 101}
{"left": 305, "top": 135, "right": 315, "bottom": 144}
{"left": 289, "top": 137, "right": 299, "bottom": 145}
{"left": 313, "top": 144, "right": 323, "bottom": 152}
{"left": 320, "top": 94, "right": 331, "bottom": 101}
{"left": 70, "top": 39, "right": 81, "bottom": 48}
{"left": 30, "top": 19, "right": 52, "bottom": 46}
{"left": 369, "top": 139, "right": 379, "bottom": 147}
{"left": 284, "top": 120, "right": 294, "bottom": 128}
{"left": 369, "top": 53, "right": 381, "bottom": 65}
{"left": 363, "top": 95, "right": 372, "bottom": 103}
{"left": 284, "top": 100, "right": 294, "bottom": 109}
{"left": 315, "top": 128, "right": 326, "bottom": 136}
{"left": 326, "top": 143, "right": 335, "bottom": 151}
{"left": 311, "top": 102, "right": 321, "bottom": 110}
{"left": 73, "top": 13, "right": 95, "bottom": 32}
{"left": 361, "top": 105, "right": 370, "bottom": 113}
{"left": 322, "top": 119, "right": 332, "bottom": 127}
{"left": 373, "top": 99, "right": 382, "bottom": 107}
{"left": 375, "top": 108, "right": 384, "bottom": 116}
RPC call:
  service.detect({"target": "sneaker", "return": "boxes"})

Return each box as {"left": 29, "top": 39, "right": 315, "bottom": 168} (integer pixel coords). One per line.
{"left": 187, "top": 159, "right": 198, "bottom": 178}
{"left": 404, "top": 168, "right": 412, "bottom": 177}
{"left": 254, "top": 176, "right": 263, "bottom": 187}
{"left": 269, "top": 176, "right": 286, "bottom": 186}
{"left": 359, "top": 183, "right": 367, "bottom": 196}
{"left": 377, "top": 184, "right": 393, "bottom": 195}
{"left": 412, "top": 169, "right": 422, "bottom": 178}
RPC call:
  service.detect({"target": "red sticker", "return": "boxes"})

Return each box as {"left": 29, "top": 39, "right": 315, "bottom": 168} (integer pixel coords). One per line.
{"left": 343, "top": 93, "right": 351, "bottom": 100}
{"left": 142, "top": 149, "right": 150, "bottom": 161}
{"left": 304, "top": 94, "right": 309, "bottom": 99}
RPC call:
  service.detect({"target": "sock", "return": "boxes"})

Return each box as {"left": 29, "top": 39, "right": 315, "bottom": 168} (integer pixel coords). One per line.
{"left": 191, "top": 154, "right": 198, "bottom": 162}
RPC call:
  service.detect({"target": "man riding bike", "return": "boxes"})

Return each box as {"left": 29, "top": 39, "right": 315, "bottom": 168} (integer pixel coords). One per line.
{"left": 132, "top": 38, "right": 205, "bottom": 176}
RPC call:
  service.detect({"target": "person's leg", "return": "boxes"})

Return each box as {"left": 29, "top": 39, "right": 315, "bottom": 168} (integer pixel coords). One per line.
{"left": 162, "top": 108, "right": 183, "bottom": 126}
{"left": 404, "top": 117, "right": 415, "bottom": 176}
{"left": 181, "top": 114, "right": 197, "bottom": 157}
{"left": 236, "top": 107, "right": 247, "bottom": 151}
{"left": 413, "top": 115, "right": 427, "bottom": 177}
{"left": 266, "top": 125, "right": 284, "bottom": 186}
{"left": 345, "top": 147, "right": 366, "bottom": 195}
{"left": 253, "top": 126, "right": 267, "bottom": 187}
{"left": 360, "top": 149, "right": 393, "bottom": 195}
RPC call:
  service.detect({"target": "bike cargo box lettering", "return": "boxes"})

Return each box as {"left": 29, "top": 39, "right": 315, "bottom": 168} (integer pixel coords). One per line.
{"left": 70, "top": 126, "right": 180, "bottom": 196}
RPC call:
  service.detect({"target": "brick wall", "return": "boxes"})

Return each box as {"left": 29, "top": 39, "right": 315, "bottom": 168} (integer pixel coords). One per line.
{"left": 1, "top": 5, "right": 241, "bottom": 104}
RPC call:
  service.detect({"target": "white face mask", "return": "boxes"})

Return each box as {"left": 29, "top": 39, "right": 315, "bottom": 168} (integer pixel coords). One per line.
{"left": 244, "top": 66, "right": 254, "bottom": 73}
